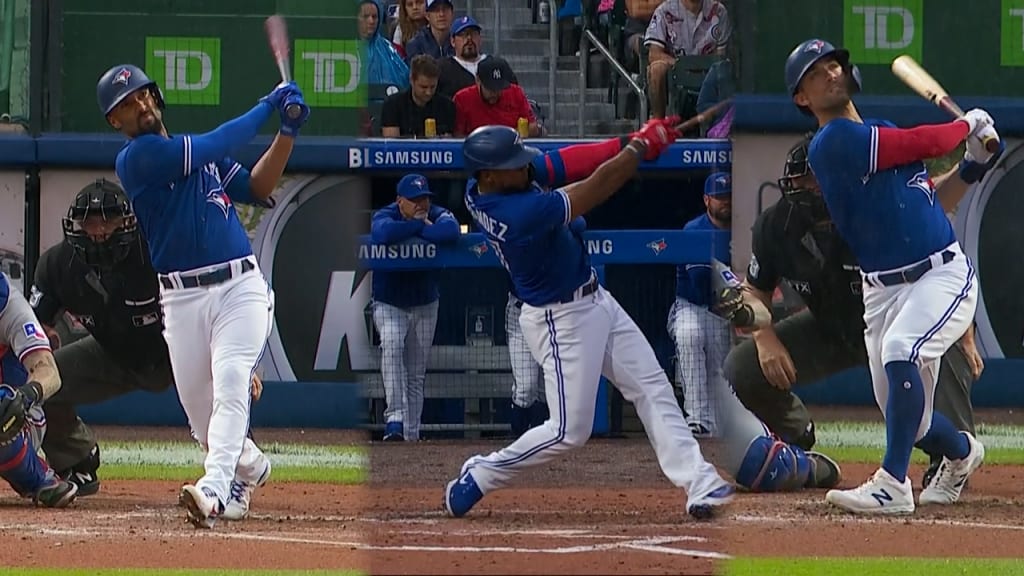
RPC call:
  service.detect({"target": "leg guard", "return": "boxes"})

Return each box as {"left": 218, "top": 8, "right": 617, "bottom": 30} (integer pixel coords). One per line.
{"left": 734, "top": 435, "right": 812, "bottom": 492}
{"left": 0, "top": 427, "right": 52, "bottom": 496}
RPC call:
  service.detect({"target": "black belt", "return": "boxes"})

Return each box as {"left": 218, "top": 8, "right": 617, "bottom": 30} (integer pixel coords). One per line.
{"left": 874, "top": 250, "right": 955, "bottom": 287}
{"left": 558, "top": 277, "right": 598, "bottom": 304}
{"left": 159, "top": 259, "right": 254, "bottom": 290}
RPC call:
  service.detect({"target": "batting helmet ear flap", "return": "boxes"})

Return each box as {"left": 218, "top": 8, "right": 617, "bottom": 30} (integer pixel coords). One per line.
{"left": 848, "top": 64, "right": 863, "bottom": 93}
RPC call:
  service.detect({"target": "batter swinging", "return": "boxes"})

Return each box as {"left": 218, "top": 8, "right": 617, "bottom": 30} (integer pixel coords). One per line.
{"left": 98, "top": 64, "right": 310, "bottom": 527}
{"left": 445, "top": 122, "right": 734, "bottom": 520}
{"left": 785, "top": 39, "right": 996, "bottom": 514}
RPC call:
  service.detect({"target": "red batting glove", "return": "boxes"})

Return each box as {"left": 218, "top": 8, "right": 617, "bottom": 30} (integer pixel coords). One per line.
{"left": 631, "top": 118, "right": 680, "bottom": 161}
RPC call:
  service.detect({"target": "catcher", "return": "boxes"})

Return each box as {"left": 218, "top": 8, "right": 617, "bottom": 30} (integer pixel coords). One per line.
{"left": 715, "top": 133, "right": 984, "bottom": 489}
{"left": 0, "top": 270, "right": 78, "bottom": 507}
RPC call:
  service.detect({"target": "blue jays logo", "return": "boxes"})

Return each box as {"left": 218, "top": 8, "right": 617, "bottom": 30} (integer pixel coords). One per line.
{"left": 907, "top": 168, "right": 936, "bottom": 204}
{"left": 470, "top": 242, "right": 489, "bottom": 257}
{"left": 804, "top": 39, "right": 826, "bottom": 53}
{"left": 647, "top": 238, "right": 668, "bottom": 255}
{"left": 113, "top": 68, "right": 132, "bottom": 86}
{"left": 206, "top": 187, "right": 233, "bottom": 218}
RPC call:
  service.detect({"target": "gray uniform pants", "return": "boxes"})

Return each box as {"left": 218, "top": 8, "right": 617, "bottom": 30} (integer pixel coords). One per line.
{"left": 724, "top": 310, "right": 976, "bottom": 456}
{"left": 42, "top": 335, "right": 174, "bottom": 472}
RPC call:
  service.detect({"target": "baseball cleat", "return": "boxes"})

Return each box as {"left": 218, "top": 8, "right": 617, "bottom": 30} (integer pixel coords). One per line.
{"left": 444, "top": 469, "right": 483, "bottom": 518}
{"left": 687, "top": 483, "right": 734, "bottom": 520}
{"left": 919, "top": 432, "right": 984, "bottom": 506}
{"left": 805, "top": 451, "right": 843, "bottom": 489}
{"left": 59, "top": 444, "right": 101, "bottom": 497}
{"left": 383, "top": 422, "right": 404, "bottom": 442}
{"left": 826, "top": 467, "right": 914, "bottom": 515}
{"left": 222, "top": 459, "right": 272, "bottom": 521}
{"left": 34, "top": 477, "right": 79, "bottom": 508}
{"left": 179, "top": 484, "right": 223, "bottom": 529}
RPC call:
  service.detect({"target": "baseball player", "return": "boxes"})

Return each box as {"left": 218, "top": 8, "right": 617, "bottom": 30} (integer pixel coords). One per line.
{"left": 784, "top": 38, "right": 999, "bottom": 514}
{"left": 30, "top": 180, "right": 266, "bottom": 501}
{"left": 724, "top": 134, "right": 985, "bottom": 491}
{"left": 445, "top": 121, "right": 734, "bottom": 520}
{"left": 667, "top": 171, "right": 732, "bottom": 437}
{"left": 371, "top": 174, "right": 460, "bottom": 442}
{"left": 98, "top": 64, "right": 309, "bottom": 528}
{"left": 0, "top": 271, "right": 78, "bottom": 507}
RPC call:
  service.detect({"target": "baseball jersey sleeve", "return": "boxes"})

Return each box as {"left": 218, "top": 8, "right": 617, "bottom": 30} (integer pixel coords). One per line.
{"left": 809, "top": 119, "right": 874, "bottom": 184}
{"left": 420, "top": 207, "right": 461, "bottom": 244}
{"left": 643, "top": 5, "right": 670, "bottom": 50}
{"left": 28, "top": 247, "right": 62, "bottom": 326}
{"left": 746, "top": 213, "right": 781, "bottom": 293}
{"left": 518, "top": 189, "right": 572, "bottom": 235}
{"left": 371, "top": 204, "right": 425, "bottom": 244}
{"left": 214, "top": 157, "right": 272, "bottom": 208}
{"left": 0, "top": 273, "right": 51, "bottom": 362}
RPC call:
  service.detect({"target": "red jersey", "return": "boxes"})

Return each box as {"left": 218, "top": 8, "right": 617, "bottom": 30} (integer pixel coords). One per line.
{"left": 453, "top": 84, "right": 535, "bottom": 136}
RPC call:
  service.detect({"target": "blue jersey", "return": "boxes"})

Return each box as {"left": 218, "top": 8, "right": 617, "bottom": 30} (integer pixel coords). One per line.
{"left": 114, "top": 103, "right": 275, "bottom": 274}
{"left": 371, "top": 203, "right": 460, "bottom": 308}
{"left": 465, "top": 182, "right": 590, "bottom": 307}
{"left": 808, "top": 118, "right": 957, "bottom": 272}
{"left": 676, "top": 213, "right": 726, "bottom": 307}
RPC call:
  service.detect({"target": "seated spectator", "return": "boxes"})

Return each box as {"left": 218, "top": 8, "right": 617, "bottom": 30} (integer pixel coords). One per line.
{"left": 393, "top": 0, "right": 428, "bottom": 57}
{"left": 361, "top": 0, "right": 411, "bottom": 88}
{"left": 381, "top": 55, "right": 456, "bottom": 138}
{"left": 453, "top": 56, "right": 540, "bottom": 137}
{"left": 437, "top": 16, "right": 518, "bottom": 100}
{"left": 405, "top": 0, "right": 454, "bottom": 62}
{"left": 697, "top": 57, "right": 735, "bottom": 137}
{"left": 645, "top": 0, "right": 730, "bottom": 118}
{"left": 623, "top": 0, "right": 662, "bottom": 73}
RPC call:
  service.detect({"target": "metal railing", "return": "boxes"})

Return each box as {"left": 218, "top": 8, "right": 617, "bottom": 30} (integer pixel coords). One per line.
{"left": 548, "top": 0, "right": 557, "bottom": 134}
{"left": 578, "top": 29, "right": 646, "bottom": 138}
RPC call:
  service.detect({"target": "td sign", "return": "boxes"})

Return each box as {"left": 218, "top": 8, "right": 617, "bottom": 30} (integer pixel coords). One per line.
{"left": 145, "top": 37, "right": 221, "bottom": 105}
{"left": 844, "top": 0, "right": 923, "bottom": 64}
{"left": 293, "top": 39, "right": 365, "bottom": 108}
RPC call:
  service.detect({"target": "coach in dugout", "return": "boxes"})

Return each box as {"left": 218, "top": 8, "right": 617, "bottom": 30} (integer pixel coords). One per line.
{"left": 726, "top": 133, "right": 985, "bottom": 488}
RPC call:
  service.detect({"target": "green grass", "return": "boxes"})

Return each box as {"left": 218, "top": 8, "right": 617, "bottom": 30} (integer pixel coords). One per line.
{"left": 726, "top": 558, "right": 1024, "bottom": 576}
{"left": 814, "top": 421, "right": 1024, "bottom": 465}
{"left": 5, "top": 571, "right": 363, "bottom": 576}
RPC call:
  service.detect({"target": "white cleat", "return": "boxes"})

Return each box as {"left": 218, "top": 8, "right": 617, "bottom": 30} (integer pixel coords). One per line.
{"left": 919, "top": 432, "right": 984, "bottom": 506}
{"left": 222, "top": 460, "right": 272, "bottom": 521}
{"left": 825, "top": 467, "right": 915, "bottom": 515}
{"left": 179, "top": 484, "right": 223, "bottom": 529}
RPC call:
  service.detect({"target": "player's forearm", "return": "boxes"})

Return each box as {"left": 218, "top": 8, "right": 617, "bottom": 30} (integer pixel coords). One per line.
{"left": 22, "top": 349, "right": 60, "bottom": 400}
{"left": 192, "top": 102, "right": 275, "bottom": 168}
{"left": 875, "top": 121, "right": 968, "bottom": 171}
{"left": 546, "top": 138, "right": 628, "bottom": 187}
{"left": 420, "top": 219, "right": 460, "bottom": 243}
{"left": 248, "top": 133, "right": 294, "bottom": 201}
{"left": 933, "top": 164, "right": 970, "bottom": 212}
{"left": 563, "top": 138, "right": 645, "bottom": 219}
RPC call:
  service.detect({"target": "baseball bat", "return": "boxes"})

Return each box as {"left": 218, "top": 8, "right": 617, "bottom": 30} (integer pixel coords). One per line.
{"left": 891, "top": 55, "right": 999, "bottom": 154}
{"left": 675, "top": 98, "right": 732, "bottom": 133}
{"left": 264, "top": 14, "right": 303, "bottom": 120}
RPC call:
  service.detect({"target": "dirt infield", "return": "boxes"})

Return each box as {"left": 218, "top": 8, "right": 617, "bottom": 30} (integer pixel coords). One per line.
{"left": 1, "top": 422, "right": 1021, "bottom": 573}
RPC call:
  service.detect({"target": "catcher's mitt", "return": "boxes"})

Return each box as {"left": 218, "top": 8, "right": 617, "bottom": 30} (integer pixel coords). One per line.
{"left": 0, "top": 384, "right": 27, "bottom": 444}
{"left": 709, "top": 258, "right": 767, "bottom": 329}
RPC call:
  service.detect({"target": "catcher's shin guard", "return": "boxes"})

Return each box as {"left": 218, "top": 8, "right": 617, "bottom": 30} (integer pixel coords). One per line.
{"left": 734, "top": 435, "right": 812, "bottom": 492}
{"left": 0, "top": 428, "right": 53, "bottom": 496}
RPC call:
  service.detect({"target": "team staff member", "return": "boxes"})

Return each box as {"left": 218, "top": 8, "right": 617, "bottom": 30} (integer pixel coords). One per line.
{"left": 726, "top": 134, "right": 985, "bottom": 488}
{"left": 454, "top": 56, "right": 539, "bottom": 137}
{"left": 371, "top": 174, "right": 460, "bottom": 442}
{"left": 381, "top": 54, "right": 456, "bottom": 138}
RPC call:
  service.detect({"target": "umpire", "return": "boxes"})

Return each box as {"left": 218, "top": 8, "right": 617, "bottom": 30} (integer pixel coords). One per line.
{"left": 29, "top": 179, "right": 174, "bottom": 495}
{"left": 726, "top": 134, "right": 983, "bottom": 488}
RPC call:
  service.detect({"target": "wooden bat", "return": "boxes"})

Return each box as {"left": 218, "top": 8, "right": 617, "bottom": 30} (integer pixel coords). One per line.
{"left": 891, "top": 55, "right": 998, "bottom": 153}
{"left": 264, "top": 14, "right": 303, "bottom": 120}
{"left": 675, "top": 98, "right": 732, "bottom": 133}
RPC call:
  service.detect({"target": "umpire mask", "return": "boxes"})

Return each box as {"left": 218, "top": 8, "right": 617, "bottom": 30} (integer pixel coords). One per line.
{"left": 62, "top": 179, "right": 139, "bottom": 269}
{"left": 779, "top": 135, "right": 830, "bottom": 222}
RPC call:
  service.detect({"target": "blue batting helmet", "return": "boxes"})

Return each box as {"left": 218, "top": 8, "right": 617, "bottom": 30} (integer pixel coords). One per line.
{"left": 784, "top": 39, "right": 862, "bottom": 112}
{"left": 462, "top": 125, "right": 541, "bottom": 174}
{"left": 96, "top": 64, "right": 165, "bottom": 117}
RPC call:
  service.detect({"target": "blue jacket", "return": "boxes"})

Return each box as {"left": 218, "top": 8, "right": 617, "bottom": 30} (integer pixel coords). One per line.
{"left": 371, "top": 203, "right": 460, "bottom": 307}
{"left": 405, "top": 25, "right": 454, "bottom": 62}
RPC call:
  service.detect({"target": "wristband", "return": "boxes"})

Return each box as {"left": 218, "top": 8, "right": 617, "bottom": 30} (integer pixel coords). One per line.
{"left": 23, "top": 381, "right": 43, "bottom": 406}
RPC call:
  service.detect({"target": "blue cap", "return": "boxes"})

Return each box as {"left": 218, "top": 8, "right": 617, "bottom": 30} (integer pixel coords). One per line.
{"left": 451, "top": 15, "right": 481, "bottom": 36}
{"left": 397, "top": 174, "right": 434, "bottom": 199}
{"left": 704, "top": 171, "right": 732, "bottom": 197}
{"left": 426, "top": 0, "right": 453, "bottom": 10}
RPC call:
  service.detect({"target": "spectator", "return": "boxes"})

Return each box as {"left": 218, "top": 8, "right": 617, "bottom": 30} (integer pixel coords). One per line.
{"left": 622, "top": 0, "right": 663, "bottom": 72}
{"left": 361, "top": 0, "right": 411, "bottom": 88}
{"left": 453, "top": 56, "right": 540, "bottom": 137}
{"left": 393, "top": 0, "right": 428, "bottom": 56}
{"left": 381, "top": 55, "right": 456, "bottom": 138}
{"left": 405, "top": 0, "right": 455, "bottom": 62}
{"left": 697, "top": 57, "right": 735, "bottom": 137}
{"left": 371, "top": 174, "right": 460, "bottom": 442}
{"left": 437, "top": 16, "right": 517, "bottom": 100}
{"left": 645, "top": 0, "right": 730, "bottom": 118}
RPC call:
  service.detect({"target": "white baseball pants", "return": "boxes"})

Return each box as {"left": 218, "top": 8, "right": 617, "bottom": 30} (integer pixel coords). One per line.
{"left": 372, "top": 299, "right": 439, "bottom": 441}
{"left": 463, "top": 285, "right": 727, "bottom": 502}
{"left": 668, "top": 298, "right": 731, "bottom": 435}
{"left": 506, "top": 292, "right": 544, "bottom": 409}
{"left": 159, "top": 256, "right": 273, "bottom": 504}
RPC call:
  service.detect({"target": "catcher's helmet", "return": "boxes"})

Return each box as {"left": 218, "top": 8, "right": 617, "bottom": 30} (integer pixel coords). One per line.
{"left": 96, "top": 64, "right": 165, "bottom": 117}
{"left": 784, "top": 39, "right": 862, "bottom": 114}
{"left": 62, "top": 178, "right": 139, "bottom": 269}
{"left": 778, "top": 132, "right": 828, "bottom": 219}
{"left": 462, "top": 125, "right": 541, "bottom": 175}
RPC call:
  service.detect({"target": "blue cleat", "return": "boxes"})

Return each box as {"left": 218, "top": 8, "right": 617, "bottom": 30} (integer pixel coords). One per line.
{"left": 444, "top": 470, "right": 483, "bottom": 518}
{"left": 687, "top": 483, "right": 735, "bottom": 520}
{"left": 383, "top": 422, "right": 404, "bottom": 442}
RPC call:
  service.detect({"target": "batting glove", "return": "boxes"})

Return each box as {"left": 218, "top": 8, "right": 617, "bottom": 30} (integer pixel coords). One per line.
{"left": 631, "top": 117, "right": 679, "bottom": 161}
{"left": 960, "top": 108, "right": 994, "bottom": 136}
{"left": 279, "top": 94, "right": 311, "bottom": 138}
{"left": 960, "top": 125, "right": 1005, "bottom": 184}
{"left": 260, "top": 81, "right": 301, "bottom": 110}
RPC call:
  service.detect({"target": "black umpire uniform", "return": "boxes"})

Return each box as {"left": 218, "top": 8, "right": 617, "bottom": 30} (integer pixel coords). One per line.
{"left": 29, "top": 179, "right": 173, "bottom": 495}
{"left": 725, "top": 135, "right": 978, "bottom": 486}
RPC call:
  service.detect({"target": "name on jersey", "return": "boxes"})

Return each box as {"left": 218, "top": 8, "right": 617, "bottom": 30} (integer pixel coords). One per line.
{"left": 680, "top": 149, "right": 732, "bottom": 166}
{"left": 347, "top": 148, "right": 455, "bottom": 169}
{"left": 469, "top": 209, "right": 509, "bottom": 242}
{"left": 359, "top": 243, "right": 438, "bottom": 260}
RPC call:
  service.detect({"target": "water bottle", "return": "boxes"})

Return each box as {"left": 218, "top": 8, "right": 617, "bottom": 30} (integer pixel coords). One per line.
{"left": 538, "top": 0, "right": 550, "bottom": 24}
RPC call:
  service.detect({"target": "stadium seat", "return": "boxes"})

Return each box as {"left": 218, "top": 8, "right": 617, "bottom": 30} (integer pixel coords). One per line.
{"left": 669, "top": 55, "right": 719, "bottom": 136}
